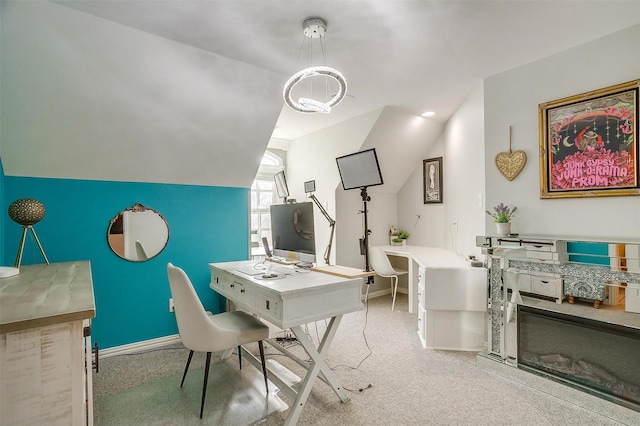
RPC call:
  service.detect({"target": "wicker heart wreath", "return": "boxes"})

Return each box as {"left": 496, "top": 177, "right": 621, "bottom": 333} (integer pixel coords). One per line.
{"left": 495, "top": 126, "right": 526, "bottom": 181}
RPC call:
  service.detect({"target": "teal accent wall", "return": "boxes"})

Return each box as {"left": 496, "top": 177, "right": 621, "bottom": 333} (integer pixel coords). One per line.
{"left": 567, "top": 241, "right": 609, "bottom": 266}
{"left": 2, "top": 176, "right": 249, "bottom": 349}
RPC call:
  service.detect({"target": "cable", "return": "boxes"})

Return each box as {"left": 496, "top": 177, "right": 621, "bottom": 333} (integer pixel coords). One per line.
{"left": 329, "top": 285, "right": 373, "bottom": 372}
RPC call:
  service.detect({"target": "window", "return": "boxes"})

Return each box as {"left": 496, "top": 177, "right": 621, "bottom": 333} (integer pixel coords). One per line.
{"left": 250, "top": 150, "right": 284, "bottom": 257}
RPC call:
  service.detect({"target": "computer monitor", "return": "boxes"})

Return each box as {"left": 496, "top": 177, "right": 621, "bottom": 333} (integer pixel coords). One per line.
{"left": 336, "top": 148, "right": 384, "bottom": 190}
{"left": 274, "top": 170, "right": 290, "bottom": 200}
{"left": 270, "top": 202, "right": 316, "bottom": 263}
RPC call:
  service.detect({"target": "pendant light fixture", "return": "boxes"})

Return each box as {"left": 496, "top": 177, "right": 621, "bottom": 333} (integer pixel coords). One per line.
{"left": 283, "top": 17, "right": 347, "bottom": 114}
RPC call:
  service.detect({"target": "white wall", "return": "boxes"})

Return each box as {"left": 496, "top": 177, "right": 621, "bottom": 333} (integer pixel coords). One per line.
{"left": 286, "top": 109, "right": 383, "bottom": 264}
{"left": 484, "top": 25, "right": 640, "bottom": 240}
{"left": 397, "top": 83, "right": 485, "bottom": 259}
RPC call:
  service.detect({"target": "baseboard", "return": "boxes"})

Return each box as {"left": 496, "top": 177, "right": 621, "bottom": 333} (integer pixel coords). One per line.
{"left": 99, "top": 334, "right": 182, "bottom": 359}
{"left": 364, "top": 287, "right": 408, "bottom": 300}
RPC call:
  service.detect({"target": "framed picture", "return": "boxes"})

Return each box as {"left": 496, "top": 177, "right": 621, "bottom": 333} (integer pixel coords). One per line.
{"left": 423, "top": 157, "right": 443, "bottom": 203}
{"left": 539, "top": 80, "right": 639, "bottom": 199}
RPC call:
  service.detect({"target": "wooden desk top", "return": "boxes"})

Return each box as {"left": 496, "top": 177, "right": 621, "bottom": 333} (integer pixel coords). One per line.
{"left": 0, "top": 261, "right": 96, "bottom": 333}
{"left": 311, "top": 264, "right": 376, "bottom": 279}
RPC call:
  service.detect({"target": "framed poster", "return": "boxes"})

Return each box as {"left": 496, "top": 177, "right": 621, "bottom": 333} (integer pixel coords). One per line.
{"left": 539, "top": 80, "right": 639, "bottom": 199}
{"left": 423, "top": 157, "right": 443, "bottom": 203}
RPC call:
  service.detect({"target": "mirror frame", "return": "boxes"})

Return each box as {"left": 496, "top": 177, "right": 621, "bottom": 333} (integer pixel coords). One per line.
{"left": 107, "top": 203, "right": 169, "bottom": 262}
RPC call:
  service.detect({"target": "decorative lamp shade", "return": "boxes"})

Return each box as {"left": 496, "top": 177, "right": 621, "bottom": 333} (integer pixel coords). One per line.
{"left": 8, "top": 198, "right": 46, "bottom": 226}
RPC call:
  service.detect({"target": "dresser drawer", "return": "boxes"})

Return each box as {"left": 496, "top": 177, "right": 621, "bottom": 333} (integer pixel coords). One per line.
{"left": 531, "top": 276, "right": 561, "bottom": 298}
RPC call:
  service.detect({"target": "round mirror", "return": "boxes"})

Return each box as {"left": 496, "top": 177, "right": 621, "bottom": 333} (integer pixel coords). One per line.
{"left": 107, "top": 203, "right": 169, "bottom": 262}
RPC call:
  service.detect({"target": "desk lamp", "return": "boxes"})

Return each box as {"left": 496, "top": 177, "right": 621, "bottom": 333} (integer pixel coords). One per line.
{"left": 8, "top": 198, "right": 50, "bottom": 268}
{"left": 304, "top": 180, "right": 336, "bottom": 265}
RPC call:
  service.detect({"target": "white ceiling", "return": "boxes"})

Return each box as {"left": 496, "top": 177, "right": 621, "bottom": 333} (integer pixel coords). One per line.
{"left": 3, "top": 1, "right": 639, "bottom": 189}
{"left": 54, "top": 0, "right": 640, "bottom": 141}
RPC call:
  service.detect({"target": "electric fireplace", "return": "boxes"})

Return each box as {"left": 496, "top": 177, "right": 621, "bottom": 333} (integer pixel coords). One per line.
{"left": 518, "top": 305, "right": 640, "bottom": 410}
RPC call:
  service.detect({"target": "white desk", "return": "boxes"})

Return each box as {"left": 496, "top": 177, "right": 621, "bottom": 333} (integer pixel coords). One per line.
{"left": 376, "top": 245, "right": 487, "bottom": 350}
{"left": 209, "top": 260, "right": 363, "bottom": 425}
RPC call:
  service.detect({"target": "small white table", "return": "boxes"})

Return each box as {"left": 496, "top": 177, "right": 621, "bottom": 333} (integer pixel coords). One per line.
{"left": 209, "top": 260, "right": 363, "bottom": 425}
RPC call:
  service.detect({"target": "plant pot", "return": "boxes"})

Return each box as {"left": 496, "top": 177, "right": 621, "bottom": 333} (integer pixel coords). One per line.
{"left": 496, "top": 222, "right": 511, "bottom": 236}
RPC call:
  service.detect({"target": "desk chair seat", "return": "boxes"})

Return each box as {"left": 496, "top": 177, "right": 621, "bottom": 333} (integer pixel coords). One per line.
{"left": 167, "top": 263, "right": 269, "bottom": 419}
{"left": 369, "top": 247, "right": 408, "bottom": 311}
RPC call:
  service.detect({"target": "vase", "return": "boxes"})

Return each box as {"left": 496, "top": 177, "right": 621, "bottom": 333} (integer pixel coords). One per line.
{"left": 496, "top": 222, "right": 511, "bottom": 236}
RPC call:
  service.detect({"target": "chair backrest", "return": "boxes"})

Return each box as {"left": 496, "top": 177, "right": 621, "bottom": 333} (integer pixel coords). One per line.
{"left": 167, "top": 263, "right": 237, "bottom": 352}
{"left": 135, "top": 240, "right": 149, "bottom": 261}
{"left": 368, "top": 247, "right": 398, "bottom": 277}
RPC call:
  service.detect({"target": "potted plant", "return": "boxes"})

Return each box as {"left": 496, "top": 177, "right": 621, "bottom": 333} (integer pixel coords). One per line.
{"left": 398, "top": 229, "right": 410, "bottom": 245}
{"left": 486, "top": 202, "right": 517, "bottom": 235}
{"left": 391, "top": 236, "right": 404, "bottom": 246}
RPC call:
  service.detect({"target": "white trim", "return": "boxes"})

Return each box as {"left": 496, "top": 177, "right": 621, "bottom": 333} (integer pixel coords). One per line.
{"left": 268, "top": 138, "right": 291, "bottom": 151}
{"left": 98, "top": 334, "right": 182, "bottom": 359}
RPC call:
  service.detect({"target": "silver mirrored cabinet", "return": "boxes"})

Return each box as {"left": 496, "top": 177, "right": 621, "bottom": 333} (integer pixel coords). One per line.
{"left": 107, "top": 203, "right": 169, "bottom": 262}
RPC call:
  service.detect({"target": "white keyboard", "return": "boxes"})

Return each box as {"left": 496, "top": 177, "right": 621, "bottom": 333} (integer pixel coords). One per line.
{"left": 236, "top": 264, "right": 294, "bottom": 276}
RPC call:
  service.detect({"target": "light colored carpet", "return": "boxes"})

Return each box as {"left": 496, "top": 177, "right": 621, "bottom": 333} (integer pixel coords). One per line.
{"left": 94, "top": 293, "right": 640, "bottom": 425}
{"left": 95, "top": 352, "right": 287, "bottom": 425}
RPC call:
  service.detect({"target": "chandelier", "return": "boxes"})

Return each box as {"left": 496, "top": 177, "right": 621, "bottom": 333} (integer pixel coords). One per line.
{"left": 283, "top": 17, "right": 347, "bottom": 114}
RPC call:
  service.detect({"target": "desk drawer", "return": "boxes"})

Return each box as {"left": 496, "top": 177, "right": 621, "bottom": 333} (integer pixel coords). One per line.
{"left": 257, "top": 292, "right": 282, "bottom": 321}
{"left": 531, "top": 276, "right": 561, "bottom": 298}
{"left": 211, "top": 270, "right": 226, "bottom": 291}
{"left": 227, "top": 280, "right": 257, "bottom": 307}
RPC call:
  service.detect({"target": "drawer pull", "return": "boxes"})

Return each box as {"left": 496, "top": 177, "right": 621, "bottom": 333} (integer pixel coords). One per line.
{"left": 240, "top": 289, "right": 245, "bottom": 294}
{"left": 541, "top": 280, "right": 549, "bottom": 284}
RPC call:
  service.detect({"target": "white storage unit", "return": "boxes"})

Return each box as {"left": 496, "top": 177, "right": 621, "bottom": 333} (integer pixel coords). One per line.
{"left": 0, "top": 261, "right": 96, "bottom": 426}
{"left": 418, "top": 267, "right": 487, "bottom": 351}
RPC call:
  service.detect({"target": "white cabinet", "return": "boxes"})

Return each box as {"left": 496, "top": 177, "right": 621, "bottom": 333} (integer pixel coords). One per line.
{"left": 417, "top": 267, "right": 487, "bottom": 351}
{"left": 0, "top": 262, "right": 96, "bottom": 426}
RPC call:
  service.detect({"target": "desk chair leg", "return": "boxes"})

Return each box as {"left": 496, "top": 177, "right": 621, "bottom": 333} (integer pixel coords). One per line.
{"left": 200, "top": 352, "right": 212, "bottom": 419}
{"left": 238, "top": 345, "right": 242, "bottom": 369}
{"left": 180, "top": 350, "right": 194, "bottom": 387}
{"left": 258, "top": 340, "right": 269, "bottom": 394}
{"left": 391, "top": 276, "right": 399, "bottom": 311}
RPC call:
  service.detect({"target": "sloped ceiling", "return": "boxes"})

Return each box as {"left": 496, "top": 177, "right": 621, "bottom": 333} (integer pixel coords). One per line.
{"left": 2, "top": 1, "right": 639, "bottom": 188}
{"left": 1, "top": 2, "right": 283, "bottom": 187}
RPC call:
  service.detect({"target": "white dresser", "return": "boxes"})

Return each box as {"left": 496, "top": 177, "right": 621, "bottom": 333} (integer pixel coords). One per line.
{"left": 0, "top": 261, "right": 96, "bottom": 426}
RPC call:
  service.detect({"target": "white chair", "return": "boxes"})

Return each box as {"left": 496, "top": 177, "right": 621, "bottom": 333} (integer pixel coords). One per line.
{"left": 135, "top": 240, "right": 148, "bottom": 261}
{"left": 369, "top": 247, "right": 408, "bottom": 311}
{"left": 167, "top": 263, "right": 269, "bottom": 419}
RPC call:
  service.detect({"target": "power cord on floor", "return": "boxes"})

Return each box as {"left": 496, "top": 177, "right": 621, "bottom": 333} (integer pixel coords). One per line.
{"left": 344, "top": 383, "right": 373, "bottom": 393}
{"left": 328, "top": 283, "right": 374, "bottom": 394}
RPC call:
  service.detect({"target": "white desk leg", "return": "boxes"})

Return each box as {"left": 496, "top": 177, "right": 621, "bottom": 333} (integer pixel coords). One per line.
{"left": 286, "top": 316, "right": 349, "bottom": 425}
